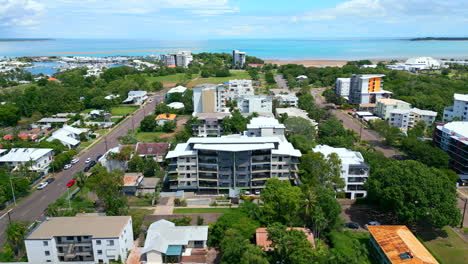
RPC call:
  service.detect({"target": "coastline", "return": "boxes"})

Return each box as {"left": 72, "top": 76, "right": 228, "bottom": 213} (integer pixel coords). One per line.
{"left": 265, "top": 59, "right": 349, "bottom": 67}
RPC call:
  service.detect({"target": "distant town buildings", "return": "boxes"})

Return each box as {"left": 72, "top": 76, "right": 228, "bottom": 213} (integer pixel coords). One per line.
{"left": 192, "top": 84, "right": 227, "bottom": 114}
{"left": 433, "top": 121, "right": 468, "bottom": 174}
{"left": 312, "top": 145, "right": 369, "bottom": 199}
{"left": 24, "top": 215, "right": 133, "bottom": 264}
{"left": 374, "top": 98, "right": 412, "bottom": 120}
{"left": 443, "top": 93, "right": 468, "bottom": 121}
{"left": 237, "top": 95, "right": 273, "bottom": 114}
{"left": 226, "top": 79, "right": 254, "bottom": 100}
{"left": 348, "top": 74, "right": 392, "bottom": 105}
{"left": 389, "top": 108, "right": 437, "bottom": 130}
{"left": 160, "top": 51, "right": 193, "bottom": 68}
{"left": 0, "top": 148, "right": 53, "bottom": 173}
{"left": 387, "top": 57, "right": 442, "bottom": 72}
{"left": 232, "top": 50, "right": 246, "bottom": 68}
{"left": 335, "top": 78, "right": 351, "bottom": 98}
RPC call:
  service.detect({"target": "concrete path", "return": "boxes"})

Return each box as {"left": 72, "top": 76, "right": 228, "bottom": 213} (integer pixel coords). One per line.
{"left": 154, "top": 197, "right": 174, "bottom": 215}
{"left": 126, "top": 241, "right": 142, "bottom": 264}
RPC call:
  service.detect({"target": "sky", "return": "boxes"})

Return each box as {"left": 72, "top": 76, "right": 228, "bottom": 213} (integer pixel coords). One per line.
{"left": 1, "top": 0, "right": 467, "bottom": 39}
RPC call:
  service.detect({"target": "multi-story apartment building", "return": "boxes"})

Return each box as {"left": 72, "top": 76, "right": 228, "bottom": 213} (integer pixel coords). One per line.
{"left": 389, "top": 108, "right": 437, "bottom": 130}
{"left": 245, "top": 117, "right": 286, "bottom": 137}
{"left": 166, "top": 135, "right": 301, "bottom": 193}
{"left": 226, "top": 79, "right": 254, "bottom": 100}
{"left": 192, "top": 112, "right": 231, "bottom": 137}
{"left": 192, "top": 84, "right": 227, "bottom": 114}
{"left": 160, "top": 51, "right": 193, "bottom": 68}
{"left": 25, "top": 215, "right": 133, "bottom": 264}
{"left": 334, "top": 78, "right": 351, "bottom": 98}
{"left": 433, "top": 121, "right": 468, "bottom": 174}
{"left": 443, "top": 93, "right": 468, "bottom": 121}
{"left": 232, "top": 50, "right": 246, "bottom": 68}
{"left": 312, "top": 145, "right": 369, "bottom": 199}
{"left": 348, "top": 74, "right": 392, "bottom": 105}
{"left": 0, "top": 148, "right": 53, "bottom": 173}
{"left": 237, "top": 95, "right": 272, "bottom": 114}
{"left": 374, "top": 98, "right": 412, "bottom": 120}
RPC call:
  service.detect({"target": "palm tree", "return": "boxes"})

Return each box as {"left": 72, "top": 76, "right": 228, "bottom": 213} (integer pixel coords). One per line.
{"left": 6, "top": 221, "right": 28, "bottom": 256}
{"left": 74, "top": 171, "right": 86, "bottom": 189}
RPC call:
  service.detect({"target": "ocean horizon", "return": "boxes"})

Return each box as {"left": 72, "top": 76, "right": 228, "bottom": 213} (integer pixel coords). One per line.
{"left": 1, "top": 38, "right": 468, "bottom": 60}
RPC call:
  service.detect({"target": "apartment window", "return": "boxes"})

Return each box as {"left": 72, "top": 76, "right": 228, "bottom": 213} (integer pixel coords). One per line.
{"left": 96, "top": 240, "right": 101, "bottom": 245}
{"left": 107, "top": 240, "right": 114, "bottom": 246}
{"left": 97, "top": 250, "right": 102, "bottom": 255}
{"left": 43, "top": 241, "right": 48, "bottom": 246}
{"left": 45, "top": 251, "right": 50, "bottom": 256}
{"left": 46, "top": 260, "right": 51, "bottom": 263}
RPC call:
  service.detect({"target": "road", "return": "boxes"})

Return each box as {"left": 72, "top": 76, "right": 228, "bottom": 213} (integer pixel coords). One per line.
{"left": 274, "top": 74, "right": 288, "bottom": 90}
{"left": 0, "top": 93, "right": 164, "bottom": 247}
{"left": 311, "top": 88, "right": 397, "bottom": 158}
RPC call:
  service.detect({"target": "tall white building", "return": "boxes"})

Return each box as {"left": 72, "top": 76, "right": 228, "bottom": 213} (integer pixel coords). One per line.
{"left": 232, "top": 50, "right": 246, "bottom": 68}
{"left": 237, "top": 95, "right": 272, "bottom": 114}
{"left": 226, "top": 79, "right": 254, "bottom": 100}
{"left": 349, "top": 74, "right": 392, "bottom": 105}
{"left": 312, "top": 145, "right": 369, "bottom": 199}
{"left": 389, "top": 108, "right": 437, "bottom": 130}
{"left": 0, "top": 148, "right": 53, "bottom": 173}
{"left": 443, "top": 93, "right": 468, "bottom": 121}
{"left": 160, "top": 51, "right": 193, "bottom": 68}
{"left": 335, "top": 78, "right": 351, "bottom": 98}
{"left": 25, "top": 215, "right": 133, "bottom": 264}
{"left": 192, "top": 84, "right": 227, "bottom": 114}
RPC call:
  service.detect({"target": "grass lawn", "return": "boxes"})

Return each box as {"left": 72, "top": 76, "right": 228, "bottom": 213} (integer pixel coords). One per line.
{"left": 422, "top": 227, "right": 468, "bottom": 264}
{"left": 111, "top": 105, "right": 139, "bottom": 116}
{"left": 135, "top": 132, "right": 165, "bottom": 142}
{"left": 79, "top": 141, "right": 93, "bottom": 149}
{"left": 173, "top": 208, "right": 239, "bottom": 214}
{"left": 188, "top": 70, "right": 251, "bottom": 86}
{"left": 81, "top": 109, "right": 93, "bottom": 114}
{"left": 328, "top": 230, "right": 377, "bottom": 264}
{"left": 127, "top": 196, "right": 153, "bottom": 207}
{"left": 145, "top": 73, "right": 199, "bottom": 83}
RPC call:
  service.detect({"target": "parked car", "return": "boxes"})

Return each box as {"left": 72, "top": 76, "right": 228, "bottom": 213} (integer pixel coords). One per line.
{"left": 85, "top": 157, "right": 92, "bottom": 163}
{"left": 89, "top": 160, "right": 97, "bottom": 167}
{"left": 255, "top": 190, "right": 261, "bottom": 195}
{"left": 64, "top": 164, "right": 72, "bottom": 170}
{"left": 96, "top": 154, "right": 103, "bottom": 160}
{"left": 364, "top": 221, "right": 381, "bottom": 229}
{"left": 345, "top": 222, "right": 359, "bottom": 229}
{"left": 83, "top": 166, "right": 91, "bottom": 172}
{"left": 66, "top": 179, "right": 76, "bottom": 188}
{"left": 70, "top": 158, "right": 79, "bottom": 164}
{"left": 37, "top": 182, "right": 48, "bottom": 190}
{"left": 45, "top": 178, "right": 55, "bottom": 184}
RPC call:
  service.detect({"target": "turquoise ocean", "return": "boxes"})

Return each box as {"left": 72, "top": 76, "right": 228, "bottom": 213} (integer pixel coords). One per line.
{"left": 1, "top": 38, "right": 468, "bottom": 60}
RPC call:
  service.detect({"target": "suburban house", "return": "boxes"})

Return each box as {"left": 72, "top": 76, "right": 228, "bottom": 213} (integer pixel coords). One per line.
{"left": 98, "top": 146, "right": 129, "bottom": 172}
{"left": 443, "top": 93, "right": 468, "bottom": 121}
{"left": 312, "top": 145, "right": 369, "bottom": 199}
{"left": 36, "top": 117, "right": 70, "bottom": 128}
{"left": 136, "top": 142, "right": 170, "bottom": 162}
{"left": 47, "top": 125, "right": 87, "bottom": 149}
{"left": 0, "top": 148, "right": 53, "bottom": 173}
{"left": 155, "top": 114, "right": 177, "bottom": 126}
{"left": 433, "top": 121, "right": 468, "bottom": 174}
{"left": 255, "top": 227, "right": 315, "bottom": 251}
{"left": 367, "top": 225, "right": 438, "bottom": 264}
{"left": 89, "top": 110, "right": 111, "bottom": 121}
{"left": 121, "top": 173, "right": 158, "bottom": 196}
{"left": 3, "top": 134, "right": 38, "bottom": 141}
{"left": 24, "top": 215, "right": 133, "bottom": 264}
{"left": 166, "top": 85, "right": 187, "bottom": 102}
{"left": 123, "top": 91, "right": 148, "bottom": 105}
{"left": 141, "top": 219, "right": 208, "bottom": 264}
{"left": 192, "top": 112, "right": 231, "bottom": 137}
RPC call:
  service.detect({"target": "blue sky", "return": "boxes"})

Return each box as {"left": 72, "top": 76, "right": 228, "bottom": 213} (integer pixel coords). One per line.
{"left": 1, "top": 0, "right": 467, "bottom": 39}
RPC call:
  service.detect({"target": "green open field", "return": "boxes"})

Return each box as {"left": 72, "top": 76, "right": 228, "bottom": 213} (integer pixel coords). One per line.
{"left": 173, "top": 208, "right": 239, "bottom": 214}
{"left": 188, "top": 70, "right": 252, "bottom": 86}
{"left": 146, "top": 73, "right": 199, "bottom": 83}
{"left": 135, "top": 132, "right": 165, "bottom": 142}
{"left": 422, "top": 227, "right": 468, "bottom": 264}
{"left": 110, "top": 105, "right": 138, "bottom": 116}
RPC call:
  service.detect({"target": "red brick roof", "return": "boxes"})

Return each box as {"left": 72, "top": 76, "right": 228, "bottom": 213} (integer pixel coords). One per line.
{"left": 136, "top": 142, "right": 170, "bottom": 156}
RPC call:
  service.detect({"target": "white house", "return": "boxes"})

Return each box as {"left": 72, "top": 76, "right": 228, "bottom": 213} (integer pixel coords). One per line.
{"left": 24, "top": 215, "right": 133, "bottom": 264}
{"left": 167, "top": 102, "right": 185, "bottom": 110}
{"left": 0, "top": 148, "right": 53, "bottom": 173}
{"left": 47, "top": 125, "right": 85, "bottom": 149}
{"left": 141, "top": 219, "right": 208, "bottom": 264}
{"left": 312, "top": 145, "right": 369, "bottom": 199}
{"left": 443, "top": 93, "right": 468, "bottom": 122}
{"left": 98, "top": 146, "right": 128, "bottom": 172}
{"left": 123, "top": 91, "right": 148, "bottom": 105}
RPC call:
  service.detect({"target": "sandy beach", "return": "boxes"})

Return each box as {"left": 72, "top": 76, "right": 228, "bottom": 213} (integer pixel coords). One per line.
{"left": 265, "top": 59, "right": 349, "bottom": 67}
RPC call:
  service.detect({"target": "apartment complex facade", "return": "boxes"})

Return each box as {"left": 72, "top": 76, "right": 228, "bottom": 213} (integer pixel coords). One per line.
{"left": 334, "top": 78, "right": 351, "bottom": 98}
{"left": 312, "top": 145, "right": 369, "bottom": 199}
{"left": 25, "top": 216, "right": 133, "bottom": 264}
{"left": 245, "top": 117, "right": 286, "bottom": 137}
{"left": 374, "top": 98, "right": 412, "bottom": 120}
{"left": 192, "top": 112, "right": 231, "bottom": 137}
{"left": 232, "top": 50, "right": 246, "bottom": 68}
{"left": 192, "top": 84, "right": 226, "bottom": 114}
{"left": 389, "top": 108, "right": 437, "bottom": 130}
{"left": 166, "top": 135, "right": 301, "bottom": 193}
{"left": 160, "top": 51, "right": 193, "bottom": 68}
{"left": 443, "top": 93, "right": 468, "bottom": 121}
{"left": 433, "top": 121, "right": 468, "bottom": 174}
{"left": 237, "top": 95, "right": 273, "bottom": 114}
{"left": 348, "top": 74, "right": 392, "bottom": 105}
{"left": 226, "top": 79, "right": 254, "bottom": 100}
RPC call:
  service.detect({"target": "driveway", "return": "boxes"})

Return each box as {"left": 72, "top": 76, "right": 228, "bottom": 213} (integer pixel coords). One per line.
{"left": 154, "top": 197, "right": 174, "bottom": 215}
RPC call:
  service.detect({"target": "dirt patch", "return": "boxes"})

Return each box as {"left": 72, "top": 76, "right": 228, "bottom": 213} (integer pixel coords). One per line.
{"left": 159, "top": 116, "right": 189, "bottom": 139}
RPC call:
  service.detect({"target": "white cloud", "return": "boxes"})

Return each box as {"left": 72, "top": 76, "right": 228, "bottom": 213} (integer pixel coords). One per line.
{"left": 214, "top": 25, "right": 262, "bottom": 36}
{"left": 0, "top": 0, "right": 44, "bottom": 26}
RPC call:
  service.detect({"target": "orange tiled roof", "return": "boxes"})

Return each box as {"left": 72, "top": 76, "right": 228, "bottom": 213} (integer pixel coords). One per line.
{"left": 3, "top": 134, "right": 37, "bottom": 140}
{"left": 167, "top": 65, "right": 176, "bottom": 68}
{"left": 155, "top": 113, "right": 176, "bottom": 121}
{"left": 47, "top": 77, "right": 58, "bottom": 81}
{"left": 255, "top": 227, "right": 315, "bottom": 251}
{"left": 123, "top": 174, "right": 142, "bottom": 187}
{"left": 368, "top": 225, "right": 438, "bottom": 264}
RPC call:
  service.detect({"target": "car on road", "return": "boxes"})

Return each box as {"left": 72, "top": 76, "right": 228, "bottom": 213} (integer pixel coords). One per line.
{"left": 85, "top": 157, "right": 92, "bottom": 163}
{"left": 70, "top": 158, "right": 79, "bottom": 164}
{"left": 45, "top": 178, "right": 55, "bottom": 184}
{"left": 364, "top": 221, "right": 381, "bottom": 229}
{"left": 64, "top": 164, "right": 72, "bottom": 170}
{"left": 66, "top": 180, "right": 76, "bottom": 188}
{"left": 89, "top": 160, "right": 97, "bottom": 167}
{"left": 255, "top": 190, "right": 261, "bottom": 195}
{"left": 37, "top": 182, "right": 48, "bottom": 190}
{"left": 96, "top": 154, "right": 103, "bottom": 160}
{"left": 83, "top": 166, "right": 91, "bottom": 172}
{"left": 345, "top": 222, "right": 359, "bottom": 229}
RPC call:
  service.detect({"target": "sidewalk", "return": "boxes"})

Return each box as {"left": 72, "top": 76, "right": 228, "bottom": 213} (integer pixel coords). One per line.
{"left": 154, "top": 197, "right": 174, "bottom": 215}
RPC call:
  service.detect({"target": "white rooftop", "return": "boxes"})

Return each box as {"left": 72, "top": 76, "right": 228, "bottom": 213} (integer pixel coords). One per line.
{"left": 0, "top": 148, "right": 53, "bottom": 162}
{"left": 356, "top": 74, "right": 386, "bottom": 79}
{"left": 454, "top": 93, "right": 468, "bottom": 102}
{"left": 276, "top": 108, "right": 317, "bottom": 126}
{"left": 167, "top": 102, "right": 185, "bottom": 109}
{"left": 167, "top": 86, "right": 187, "bottom": 94}
{"left": 390, "top": 108, "right": 438, "bottom": 116}
{"left": 128, "top": 91, "right": 147, "bottom": 96}
{"left": 376, "top": 98, "right": 411, "bottom": 106}
{"left": 438, "top": 122, "right": 468, "bottom": 145}
{"left": 312, "top": 145, "right": 365, "bottom": 165}
{"left": 247, "top": 117, "right": 286, "bottom": 129}
{"left": 142, "top": 219, "right": 208, "bottom": 255}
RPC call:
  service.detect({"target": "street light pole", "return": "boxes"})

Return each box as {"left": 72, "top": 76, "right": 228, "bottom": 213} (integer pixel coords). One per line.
{"left": 461, "top": 197, "right": 467, "bottom": 228}
{"left": 8, "top": 173, "right": 16, "bottom": 206}
{"left": 67, "top": 188, "right": 71, "bottom": 211}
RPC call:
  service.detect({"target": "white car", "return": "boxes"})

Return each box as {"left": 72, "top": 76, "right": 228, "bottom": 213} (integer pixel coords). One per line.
{"left": 64, "top": 164, "right": 72, "bottom": 170}
{"left": 70, "top": 158, "right": 79, "bottom": 164}
{"left": 37, "top": 182, "right": 48, "bottom": 190}
{"left": 255, "top": 190, "right": 261, "bottom": 195}
{"left": 85, "top": 158, "right": 92, "bottom": 163}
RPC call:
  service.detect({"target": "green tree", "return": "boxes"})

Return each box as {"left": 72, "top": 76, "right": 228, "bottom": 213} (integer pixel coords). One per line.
{"left": 139, "top": 114, "right": 157, "bottom": 132}
{"left": 299, "top": 152, "right": 345, "bottom": 192}
{"left": 87, "top": 167, "right": 128, "bottom": 216}
{"left": 220, "top": 229, "right": 268, "bottom": 264}
{"left": 284, "top": 117, "right": 316, "bottom": 139}
{"left": 221, "top": 110, "right": 251, "bottom": 134}
{"left": 0, "top": 104, "right": 21, "bottom": 127}
{"left": 261, "top": 178, "right": 301, "bottom": 225}
{"left": 6, "top": 221, "right": 28, "bottom": 256}
{"left": 267, "top": 223, "right": 316, "bottom": 264}
{"left": 265, "top": 72, "right": 276, "bottom": 85}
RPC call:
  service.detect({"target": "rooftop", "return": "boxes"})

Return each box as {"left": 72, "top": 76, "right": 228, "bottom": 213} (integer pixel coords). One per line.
{"left": 167, "top": 85, "right": 187, "bottom": 94}
{"left": 438, "top": 121, "right": 468, "bottom": 145}
{"left": 156, "top": 113, "right": 177, "bottom": 121}
{"left": 454, "top": 93, "right": 468, "bottom": 102}
{"left": 377, "top": 98, "right": 411, "bottom": 106}
{"left": 390, "top": 108, "right": 438, "bottom": 117}
{"left": 167, "top": 102, "right": 184, "bottom": 109}
{"left": 26, "top": 216, "right": 131, "bottom": 239}
{"left": 312, "top": 145, "right": 365, "bottom": 165}
{"left": 247, "top": 117, "right": 286, "bottom": 129}
{"left": 136, "top": 142, "right": 170, "bottom": 156}
{"left": 256, "top": 227, "right": 315, "bottom": 251}
{"left": 0, "top": 148, "right": 53, "bottom": 162}
{"left": 368, "top": 225, "right": 438, "bottom": 264}
{"left": 123, "top": 173, "right": 144, "bottom": 187}
{"left": 354, "top": 74, "right": 386, "bottom": 79}
{"left": 37, "top": 117, "right": 70, "bottom": 123}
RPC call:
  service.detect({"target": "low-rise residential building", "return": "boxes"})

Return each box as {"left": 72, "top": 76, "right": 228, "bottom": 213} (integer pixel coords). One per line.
{"left": 389, "top": 108, "right": 437, "bottom": 130}
{"left": 136, "top": 142, "right": 170, "bottom": 162}
{"left": 275, "top": 108, "right": 318, "bottom": 127}
{"left": 141, "top": 219, "right": 208, "bottom": 264}
{"left": 443, "top": 93, "right": 468, "bottom": 121}
{"left": 192, "top": 112, "right": 231, "bottom": 137}
{"left": 122, "top": 173, "right": 144, "bottom": 196}
{"left": 256, "top": 227, "right": 314, "bottom": 251}
{"left": 167, "top": 102, "right": 185, "bottom": 110}
{"left": 166, "top": 85, "right": 187, "bottom": 102}
{"left": 25, "top": 215, "right": 133, "bottom": 264}
{"left": 367, "top": 225, "right": 438, "bottom": 264}
{"left": 237, "top": 95, "right": 272, "bottom": 114}
{"left": 274, "top": 93, "right": 298, "bottom": 107}
{"left": 3, "top": 134, "right": 38, "bottom": 141}
{"left": 47, "top": 125, "right": 86, "bottom": 149}
{"left": 156, "top": 113, "right": 177, "bottom": 126}
{"left": 335, "top": 78, "right": 351, "bottom": 98}
{"left": 166, "top": 135, "right": 301, "bottom": 193}
{"left": 0, "top": 148, "right": 53, "bottom": 173}
{"left": 192, "top": 84, "right": 226, "bottom": 114}
{"left": 36, "top": 117, "right": 70, "bottom": 128}
{"left": 374, "top": 98, "right": 412, "bottom": 120}
{"left": 123, "top": 91, "right": 148, "bottom": 105}
{"left": 226, "top": 79, "right": 254, "bottom": 100}
{"left": 349, "top": 74, "right": 392, "bottom": 105}
{"left": 312, "top": 145, "right": 369, "bottom": 199}
{"left": 245, "top": 117, "right": 285, "bottom": 137}
{"left": 98, "top": 146, "right": 129, "bottom": 172}
{"left": 433, "top": 122, "right": 468, "bottom": 174}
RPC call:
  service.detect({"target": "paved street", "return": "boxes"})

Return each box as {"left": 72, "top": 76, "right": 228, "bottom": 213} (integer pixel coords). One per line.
{"left": 0, "top": 92, "right": 164, "bottom": 247}
{"left": 274, "top": 74, "right": 288, "bottom": 89}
